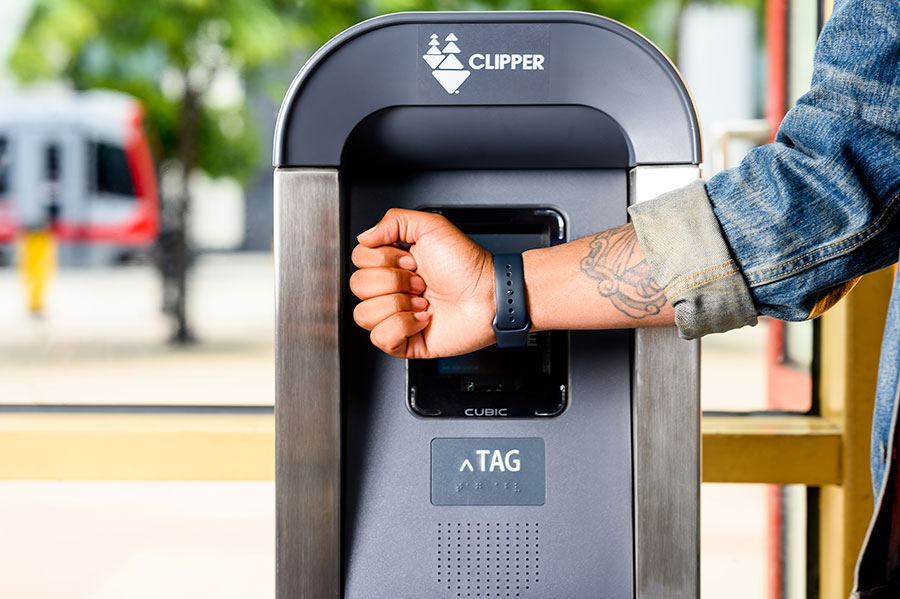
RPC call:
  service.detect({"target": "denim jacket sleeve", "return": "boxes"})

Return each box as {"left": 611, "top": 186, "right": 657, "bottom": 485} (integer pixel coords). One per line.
{"left": 628, "top": 0, "right": 900, "bottom": 339}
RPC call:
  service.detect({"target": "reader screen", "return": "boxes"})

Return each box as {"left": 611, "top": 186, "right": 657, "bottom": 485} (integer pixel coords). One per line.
{"left": 407, "top": 207, "right": 568, "bottom": 418}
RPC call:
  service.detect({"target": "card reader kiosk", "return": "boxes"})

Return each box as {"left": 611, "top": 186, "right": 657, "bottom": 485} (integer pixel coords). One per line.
{"left": 274, "top": 11, "right": 701, "bottom": 599}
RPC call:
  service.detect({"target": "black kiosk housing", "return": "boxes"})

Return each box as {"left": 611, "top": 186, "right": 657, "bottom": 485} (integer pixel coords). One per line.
{"left": 275, "top": 12, "right": 700, "bottom": 599}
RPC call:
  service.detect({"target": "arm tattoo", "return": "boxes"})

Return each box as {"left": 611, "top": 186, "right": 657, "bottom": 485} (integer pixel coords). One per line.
{"left": 580, "top": 224, "right": 667, "bottom": 319}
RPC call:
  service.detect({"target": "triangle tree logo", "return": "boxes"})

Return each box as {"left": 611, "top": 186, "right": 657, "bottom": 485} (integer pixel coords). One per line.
{"left": 423, "top": 33, "right": 471, "bottom": 94}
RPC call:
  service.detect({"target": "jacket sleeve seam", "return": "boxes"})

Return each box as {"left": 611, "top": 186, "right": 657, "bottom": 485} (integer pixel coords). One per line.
{"left": 668, "top": 268, "right": 741, "bottom": 301}
{"left": 662, "top": 260, "right": 735, "bottom": 295}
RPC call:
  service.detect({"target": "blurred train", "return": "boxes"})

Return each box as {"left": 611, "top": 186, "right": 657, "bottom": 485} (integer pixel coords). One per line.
{"left": 0, "top": 89, "right": 160, "bottom": 265}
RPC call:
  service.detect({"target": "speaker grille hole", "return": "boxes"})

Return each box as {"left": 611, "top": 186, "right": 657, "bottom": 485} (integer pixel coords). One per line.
{"left": 437, "top": 521, "right": 540, "bottom": 597}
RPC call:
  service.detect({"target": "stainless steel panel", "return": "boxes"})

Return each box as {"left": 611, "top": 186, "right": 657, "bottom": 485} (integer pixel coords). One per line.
{"left": 275, "top": 168, "right": 342, "bottom": 599}
{"left": 631, "top": 165, "right": 701, "bottom": 599}
{"left": 633, "top": 327, "right": 700, "bottom": 599}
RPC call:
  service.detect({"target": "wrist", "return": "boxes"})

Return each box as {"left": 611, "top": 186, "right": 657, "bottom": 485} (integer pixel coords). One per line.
{"left": 522, "top": 247, "right": 545, "bottom": 332}
{"left": 477, "top": 252, "right": 497, "bottom": 347}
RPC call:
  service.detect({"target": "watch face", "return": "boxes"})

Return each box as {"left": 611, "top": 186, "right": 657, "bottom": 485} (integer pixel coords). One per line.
{"left": 407, "top": 206, "right": 568, "bottom": 419}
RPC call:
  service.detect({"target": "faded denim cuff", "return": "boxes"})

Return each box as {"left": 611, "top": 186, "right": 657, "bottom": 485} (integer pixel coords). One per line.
{"left": 627, "top": 180, "right": 759, "bottom": 339}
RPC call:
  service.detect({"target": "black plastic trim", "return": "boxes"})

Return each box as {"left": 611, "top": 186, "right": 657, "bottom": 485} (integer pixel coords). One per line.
{"left": 274, "top": 11, "right": 701, "bottom": 168}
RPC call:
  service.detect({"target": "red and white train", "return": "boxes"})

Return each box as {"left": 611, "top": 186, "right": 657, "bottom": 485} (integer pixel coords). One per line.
{"left": 0, "top": 89, "right": 159, "bottom": 264}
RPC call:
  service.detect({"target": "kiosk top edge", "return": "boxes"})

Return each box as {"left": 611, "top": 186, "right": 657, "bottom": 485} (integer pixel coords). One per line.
{"left": 273, "top": 11, "right": 701, "bottom": 168}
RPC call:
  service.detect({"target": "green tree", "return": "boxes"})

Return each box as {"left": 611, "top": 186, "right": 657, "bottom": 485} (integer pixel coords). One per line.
{"left": 9, "top": 0, "right": 306, "bottom": 342}
{"left": 298, "top": 0, "right": 673, "bottom": 55}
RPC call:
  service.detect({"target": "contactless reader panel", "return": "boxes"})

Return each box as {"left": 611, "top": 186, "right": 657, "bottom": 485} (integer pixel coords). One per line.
{"left": 409, "top": 207, "right": 568, "bottom": 419}
{"left": 275, "top": 11, "right": 701, "bottom": 599}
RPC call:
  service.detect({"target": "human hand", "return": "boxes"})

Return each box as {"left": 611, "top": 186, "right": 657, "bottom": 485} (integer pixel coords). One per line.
{"left": 350, "top": 208, "right": 496, "bottom": 358}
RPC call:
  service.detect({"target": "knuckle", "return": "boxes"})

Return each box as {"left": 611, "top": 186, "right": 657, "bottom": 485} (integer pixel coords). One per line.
{"left": 368, "top": 331, "right": 384, "bottom": 351}
{"left": 431, "top": 212, "right": 450, "bottom": 226}
{"left": 349, "top": 269, "right": 376, "bottom": 299}
{"left": 350, "top": 245, "right": 365, "bottom": 267}
{"left": 376, "top": 249, "right": 393, "bottom": 268}
{"left": 348, "top": 270, "right": 362, "bottom": 292}
{"left": 352, "top": 302, "right": 369, "bottom": 327}
{"left": 371, "top": 316, "right": 407, "bottom": 354}
{"left": 393, "top": 293, "right": 408, "bottom": 312}
{"left": 369, "top": 327, "right": 392, "bottom": 351}
{"left": 390, "top": 268, "right": 407, "bottom": 289}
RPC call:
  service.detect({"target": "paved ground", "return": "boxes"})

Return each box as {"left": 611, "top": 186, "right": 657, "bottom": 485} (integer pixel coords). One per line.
{"left": 0, "top": 253, "right": 274, "bottom": 406}
{"left": 0, "top": 481, "right": 274, "bottom": 599}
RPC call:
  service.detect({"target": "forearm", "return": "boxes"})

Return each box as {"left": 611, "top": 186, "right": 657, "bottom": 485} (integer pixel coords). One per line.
{"left": 522, "top": 223, "right": 675, "bottom": 332}
{"left": 351, "top": 209, "right": 675, "bottom": 359}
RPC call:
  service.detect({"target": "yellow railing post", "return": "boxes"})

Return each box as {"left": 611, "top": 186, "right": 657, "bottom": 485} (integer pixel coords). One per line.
{"left": 818, "top": 267, "right": 895, "bottom": 599}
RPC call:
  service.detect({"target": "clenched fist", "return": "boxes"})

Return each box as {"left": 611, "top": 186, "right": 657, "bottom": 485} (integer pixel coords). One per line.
{"left": 350, "top": 208, "right": 497, "bottom": 358}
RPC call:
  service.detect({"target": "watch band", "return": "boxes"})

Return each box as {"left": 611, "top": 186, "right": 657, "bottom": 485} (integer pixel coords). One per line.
{"left": 492, "top": 253, "right": 532, "bottom": 348}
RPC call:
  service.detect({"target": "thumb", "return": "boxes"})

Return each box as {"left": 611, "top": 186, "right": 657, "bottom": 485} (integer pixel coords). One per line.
{"left": 357, "top": 208, "right": 443, "bottom": 248}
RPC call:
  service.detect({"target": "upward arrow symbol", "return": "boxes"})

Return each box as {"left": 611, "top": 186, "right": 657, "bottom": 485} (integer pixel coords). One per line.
{"left": 459, "top": 459, "right": 474, "bottom": 472}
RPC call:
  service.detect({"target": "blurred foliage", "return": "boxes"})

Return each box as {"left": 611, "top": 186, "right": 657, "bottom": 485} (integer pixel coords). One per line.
{"left": 8, "top": 0, "right": 311, "bottom": 183}
{"left": 9, "top": 0, "right": 761, "bottom": 178}
{"left": 299, "top": 0, "right": 680, "bottom": 63}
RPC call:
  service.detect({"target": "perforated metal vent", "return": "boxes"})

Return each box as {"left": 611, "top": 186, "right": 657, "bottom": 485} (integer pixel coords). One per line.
{"left": 437, "top": 522, "right": 540, "bottom": 598}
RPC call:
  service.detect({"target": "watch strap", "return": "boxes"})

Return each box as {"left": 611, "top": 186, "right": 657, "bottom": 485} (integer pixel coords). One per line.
{"left": 492, "top": 253, "right": 532, "bottom": 348}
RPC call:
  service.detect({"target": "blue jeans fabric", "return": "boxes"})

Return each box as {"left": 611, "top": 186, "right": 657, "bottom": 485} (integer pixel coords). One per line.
{"left": 873, "top": 272, "right": 900, "bottom": 496}
{"left": 630, "top": 0, "right": 900, "bottom": 594}
{"left": 854, "top": 269, "right": 900, "bottom": 598}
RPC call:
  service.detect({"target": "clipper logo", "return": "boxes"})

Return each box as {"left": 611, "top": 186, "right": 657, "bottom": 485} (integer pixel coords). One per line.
{"left": 423, "top": 33, "right": 470, "bottom": 94}
{"left": 423, "top": 32, "right": 547, "bottom": 95}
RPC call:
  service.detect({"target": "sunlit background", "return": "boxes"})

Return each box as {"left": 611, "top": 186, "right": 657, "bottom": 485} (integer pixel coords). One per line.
{"left": 0, "top": 0, "right": 819, "bottom": 597}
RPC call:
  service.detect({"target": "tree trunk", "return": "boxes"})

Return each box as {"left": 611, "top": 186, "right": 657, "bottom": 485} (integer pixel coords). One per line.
{"left": 168, "top": 84, "right": 199, "bottom": 344}
{"left": 669, "top": 0, "right": 692, "bottom": 67}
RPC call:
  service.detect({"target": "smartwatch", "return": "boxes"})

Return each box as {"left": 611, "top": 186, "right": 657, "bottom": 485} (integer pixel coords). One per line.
{"left": 492, "top": 253, "right": 532, "bottom": 348}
